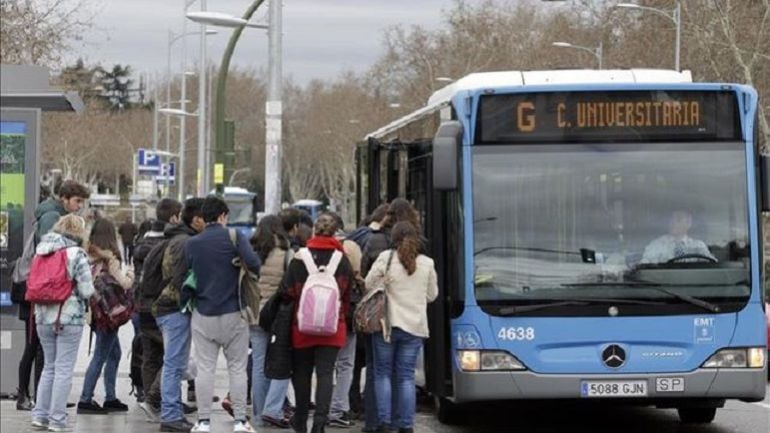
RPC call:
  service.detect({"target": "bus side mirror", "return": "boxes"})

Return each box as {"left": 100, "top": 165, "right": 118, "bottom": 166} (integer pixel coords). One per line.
{"left": 762, "top": 154, "right": 770, "bottom": 212}
{"left": 433, "top": 121, "right": 463, "bottom": 191}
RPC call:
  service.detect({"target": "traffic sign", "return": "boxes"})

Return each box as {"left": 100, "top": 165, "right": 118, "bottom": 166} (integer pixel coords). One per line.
{"left": 138, "top": 148, "right": 161, "bottom": 174}
{"left": 156, "top": 162, "right": 176, "bottom": 184}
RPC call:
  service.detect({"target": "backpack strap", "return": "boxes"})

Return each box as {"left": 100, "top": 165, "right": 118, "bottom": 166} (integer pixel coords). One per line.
{"left": 228, "top": 228, "right": 237, "bottom": 248}
{"left": 283, "top": 249, "right": 291, "bottom": 272}
{"left": 324, "top": 250, "right": 344, "bottom": 275}
{"left": 297, "top": 248, "right": 319, "bottom": 274}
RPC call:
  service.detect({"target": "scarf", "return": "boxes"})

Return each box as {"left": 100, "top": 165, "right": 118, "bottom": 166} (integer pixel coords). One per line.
{"left": 306, "top": 235, "right": 344, "bottom": 251}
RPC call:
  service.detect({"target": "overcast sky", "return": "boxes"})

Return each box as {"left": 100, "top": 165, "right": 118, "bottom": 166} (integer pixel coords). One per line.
{"left": 73, "top": 0, "right": 452, "bottom": 85}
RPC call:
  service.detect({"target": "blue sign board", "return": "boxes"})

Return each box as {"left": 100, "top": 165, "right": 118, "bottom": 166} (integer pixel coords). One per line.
{"left": 137, "top": 148, "right": 160, "bottom": 174}
{"left": 156, "top": 162, "right": 176, "bottom": 184}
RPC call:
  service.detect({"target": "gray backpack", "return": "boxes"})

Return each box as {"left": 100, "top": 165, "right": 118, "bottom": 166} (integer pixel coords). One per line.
{"left": 11, "top": 220, "right": 38, "bottom": 284}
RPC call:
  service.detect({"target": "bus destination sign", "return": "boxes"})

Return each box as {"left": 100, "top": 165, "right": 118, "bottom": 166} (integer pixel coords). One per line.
{"left": 478, "top": 91, "right": 740, "bottom": 143}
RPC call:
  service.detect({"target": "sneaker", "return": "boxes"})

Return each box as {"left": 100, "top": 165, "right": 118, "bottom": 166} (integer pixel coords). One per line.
{"left": 327, "top": 413, "right": 354, "bottom": 428}
{"left": 77, "top": 400, "right": 108, "bottom": 414}
{"left": 103, "top": 399, "right": 129, "bottom": 412}
{"left": 290, "top": 415, "right": 308, "bottom": 433}
{"left": 139, "top": 401, "right": 162, "bottom": 423}
{"left": 262, "top": 414, "right": 290, "bottom": 428}
{"left": 190, "top": 420, "right": 211, "bottom": 433}
{"left": 16, "top": 389, "right": 33, "bottom": 411}
{"left": 47, "top": 425, "right": 73, "bottom": 432}
{"left": 160, "top": 419, "right": 194, "bottom": 432}
{"left": 31, "top": 420, "right": 48, "bottom": 430}
{"left": 233, "top": 420, "right": 256, "bottom": 433}
{"left": 182, "top": 403, "right": 198, "bottom": 414}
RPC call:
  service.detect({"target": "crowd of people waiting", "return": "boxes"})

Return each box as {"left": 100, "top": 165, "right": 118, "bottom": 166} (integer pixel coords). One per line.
{"left": 12, "top": 178, "right": 437, "bottom": 433}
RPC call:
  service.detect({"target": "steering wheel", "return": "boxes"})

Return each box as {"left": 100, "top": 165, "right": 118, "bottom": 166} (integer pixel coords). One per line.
{"left": 666, "top": 253, "right": 717, "bottom": 264}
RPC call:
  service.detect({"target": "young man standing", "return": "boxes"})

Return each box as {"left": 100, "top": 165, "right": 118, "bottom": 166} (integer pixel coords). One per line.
{"left": 185, "top": 197, "right": 260, "bottom": 433}
{"left": 135, "top": 198, "right": 183, "bottom": 423}
{"left": 34, "top": 180, "right": 90, "bottom": 242}
{"left": 154, "top": 198, "right": 206, "bottom": 432}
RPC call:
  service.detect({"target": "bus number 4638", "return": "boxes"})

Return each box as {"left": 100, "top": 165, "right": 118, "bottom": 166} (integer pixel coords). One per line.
{"left": 497, "top": 327, "right": 535, "bottom": 341}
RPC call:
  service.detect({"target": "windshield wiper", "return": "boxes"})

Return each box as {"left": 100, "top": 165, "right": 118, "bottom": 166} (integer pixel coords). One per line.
{"left": 563, "top": 281, "right": 722, "bottom": 313}
{"left": 635, "top": 285, "right": 721, "bottom": 313}
{"left": 495, "top": 297, "right": 665, "bottom": 315}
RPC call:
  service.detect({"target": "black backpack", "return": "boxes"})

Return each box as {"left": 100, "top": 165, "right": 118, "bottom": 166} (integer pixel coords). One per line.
{"left": 138, "top": 239, "right": 171, "bottom": 310}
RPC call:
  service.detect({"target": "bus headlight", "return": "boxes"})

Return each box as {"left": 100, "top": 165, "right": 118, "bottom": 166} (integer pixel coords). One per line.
{"left": 702, "top": 348, "right": 765, "bottom": 368}
{"left": 458, "top": 350, "right": 480, "bottom": 371}
{"left": 458, "top": 350, "right": 526, "bottom": 371}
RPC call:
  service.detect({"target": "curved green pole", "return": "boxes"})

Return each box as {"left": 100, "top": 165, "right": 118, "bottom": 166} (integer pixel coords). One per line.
{"left": 214, "top": 0, "right": 266, "bottom": 172}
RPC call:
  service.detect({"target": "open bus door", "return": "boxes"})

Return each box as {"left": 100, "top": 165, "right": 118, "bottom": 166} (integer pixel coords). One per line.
{"left": 359, "top": 132, "right": 461, "bottom": 403}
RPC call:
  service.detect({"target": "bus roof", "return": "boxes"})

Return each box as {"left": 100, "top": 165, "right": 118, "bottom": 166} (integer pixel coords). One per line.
{"left": 293, "top": 199, "right": 323, "bottom": 207}
{"left": 366, "top": 69, "right": 693, "bottom": 140}
{"left": 210, "top": 186, "right": 255, "bottom": 197}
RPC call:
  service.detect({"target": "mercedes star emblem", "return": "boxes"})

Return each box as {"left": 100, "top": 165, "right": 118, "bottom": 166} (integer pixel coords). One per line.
{"left": 602, "top": 344, "right": 626, "bottom": 368}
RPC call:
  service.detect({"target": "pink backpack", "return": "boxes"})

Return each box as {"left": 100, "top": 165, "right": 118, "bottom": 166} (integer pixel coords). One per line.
{"left": 296, "top": 248, "right": 343, "bottom": 336}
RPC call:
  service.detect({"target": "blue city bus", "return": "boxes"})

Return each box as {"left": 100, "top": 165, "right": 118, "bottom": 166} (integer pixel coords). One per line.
{"left": 292, "top": 199, "right": 324, "bottom": 221}
{"left": 356, "top": 70, "right": 769, "bottom": 424}
{"left": 217, "top": 186, "right": 258, "bottom": 238}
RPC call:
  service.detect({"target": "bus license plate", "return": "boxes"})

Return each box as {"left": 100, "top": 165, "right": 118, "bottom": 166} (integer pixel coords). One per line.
{"left": 580, "top": 380, "right": 648, "bottom": 398}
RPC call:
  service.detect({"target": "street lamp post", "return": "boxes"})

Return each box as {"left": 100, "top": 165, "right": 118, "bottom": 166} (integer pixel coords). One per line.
{"left": 552, "top": 41, "right": 603, "bottom": 69}
{"left": 160, "top": 107, "right": 198, "bottom": 198}
{"left": 616, "top": 1, "right": 681, "bottom": 71}
{"left": 166, "top": 29, "right": 217, "bottom": 152}
{"left": 186, "top": 9, "right": 252, "bottom": 196}
{"left": 265, "top": 0, "right": 283, "bottom": 214}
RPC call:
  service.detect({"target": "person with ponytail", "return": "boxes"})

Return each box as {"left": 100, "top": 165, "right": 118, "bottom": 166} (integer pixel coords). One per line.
{"left": 363, "top": 221, "right": 438, "bottom": 433}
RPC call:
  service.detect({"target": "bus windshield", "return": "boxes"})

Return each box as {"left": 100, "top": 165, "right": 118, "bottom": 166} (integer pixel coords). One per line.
{"left": 472, "top": 142, "right": 751, "bottom": 315}
{"left": 226, "top": 198, "right": 256, "bottom": 225}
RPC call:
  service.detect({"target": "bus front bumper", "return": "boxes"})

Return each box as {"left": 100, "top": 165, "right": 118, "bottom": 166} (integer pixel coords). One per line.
{"left": 452, "top": 366, "right": 767, "bottom": 403}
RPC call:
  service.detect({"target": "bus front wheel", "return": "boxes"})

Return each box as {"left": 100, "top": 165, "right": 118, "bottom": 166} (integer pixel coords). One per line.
{"left": 677, "top": 407, "right": 717, "bottom": 423}
{"left": 435, "top": 396, "right": 464, "bottom": 425}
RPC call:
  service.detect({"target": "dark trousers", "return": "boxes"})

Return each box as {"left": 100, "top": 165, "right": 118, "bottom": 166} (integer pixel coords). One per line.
{"left": 349, "top": 334, "right": 366, "bottom": 413}
{"left": 139, "top": 314, "right": 164, "bottom": 406}
{"left": 18, "top": 317, "right": 43, "bottom": 398}
{"left": 292, "top": 346, "right": 339, "bottom": 431}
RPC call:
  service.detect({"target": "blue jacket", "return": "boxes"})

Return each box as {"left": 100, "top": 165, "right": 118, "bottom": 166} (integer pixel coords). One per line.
{"left": 184, "top": 224, "right": 261, "bottom": 316}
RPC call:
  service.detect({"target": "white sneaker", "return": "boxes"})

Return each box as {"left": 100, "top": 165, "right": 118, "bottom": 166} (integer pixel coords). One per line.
{"left": 233, "top": 420, "right": 256, "bottom": 433}
{"left": 47, "top": 425, "right": 73, "bottom": 432}
{"left": 138, "top": 401, "right": 161, "bottom": 423}
{"left": 31, "top": 420, "right": 48, "bottom": 430}
{"left": 191, "top": 420, "right": 211, "bottom": 433}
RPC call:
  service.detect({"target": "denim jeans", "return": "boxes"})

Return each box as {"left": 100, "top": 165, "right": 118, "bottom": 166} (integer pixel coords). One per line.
{"left": 80, "top": 328, "right": 121, "bottom": 403}
{"left": 330, "top": 331, "right": 357, "bottom": 419}
{"left": 155, "top": 312, "right": 191, "bottom": 422}
{"left": 372, "top": 328, "right": 423, "bottom": 429}
{"left": 250, "top": 326, "right": 290, "bottom": 424}
{"left": 33, "top": 324, "right": 83, "bottom": 429}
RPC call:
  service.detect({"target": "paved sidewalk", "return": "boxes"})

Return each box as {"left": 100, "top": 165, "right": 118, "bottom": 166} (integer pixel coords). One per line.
{"left": 0, "top": 325, "right": 294, "bottom": 433}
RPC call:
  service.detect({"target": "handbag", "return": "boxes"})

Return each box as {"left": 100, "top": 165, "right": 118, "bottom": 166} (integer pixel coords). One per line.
{"left": 353, "top": 250, "right": 394, "bottom": 335}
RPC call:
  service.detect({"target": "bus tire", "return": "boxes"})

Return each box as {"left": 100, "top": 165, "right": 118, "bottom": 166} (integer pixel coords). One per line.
{"left": 677, "top": 407, "right": 717, "bottom": 423}
{"left": 435, "top": 396, "right": 464, "bottom": 425}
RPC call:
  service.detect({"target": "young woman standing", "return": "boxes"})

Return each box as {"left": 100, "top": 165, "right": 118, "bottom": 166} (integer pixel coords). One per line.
{"left": 364, "top": 222, "right": 438, "bottom": 433}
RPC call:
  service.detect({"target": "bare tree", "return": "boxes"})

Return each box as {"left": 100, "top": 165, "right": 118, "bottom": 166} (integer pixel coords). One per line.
{"left": 0, "top": 0, "right": 97, "bottom": 66}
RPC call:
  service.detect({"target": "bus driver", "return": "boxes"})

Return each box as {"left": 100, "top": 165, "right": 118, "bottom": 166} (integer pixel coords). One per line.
{"left": 641, "top": 210, "right": 717, "bottom": 264}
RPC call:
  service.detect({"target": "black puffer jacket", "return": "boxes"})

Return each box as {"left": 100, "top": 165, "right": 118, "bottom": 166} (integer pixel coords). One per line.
{"left": 132, "top": 221, "right": 168, "bottom": 314}
{"left": 264, "top": 297, "right": 294, "bottom": 380}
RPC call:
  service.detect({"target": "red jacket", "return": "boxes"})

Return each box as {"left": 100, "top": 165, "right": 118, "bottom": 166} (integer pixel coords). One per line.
{"left": 284, "top": 236, "right": 353, "bottom": 349}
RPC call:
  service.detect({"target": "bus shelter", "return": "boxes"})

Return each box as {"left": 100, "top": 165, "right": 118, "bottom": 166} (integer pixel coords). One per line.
{"left": 0, "top": 64, "right": 83, "bottom": 397}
